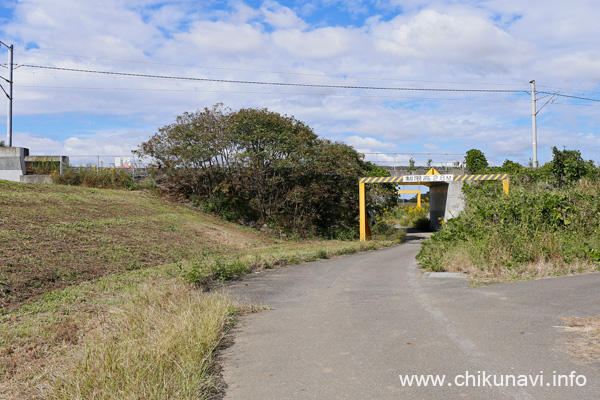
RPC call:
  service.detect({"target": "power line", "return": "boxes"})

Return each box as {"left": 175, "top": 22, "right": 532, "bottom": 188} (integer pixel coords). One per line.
{"left": 538, "top": 91, "right": 600, "bottom": 103}
{"left": 14, "top": 84, "right": 533, "bottom": 103}
{"left": 16, "top": 48, "right": 528, "bottom": 87}
{"left": 12, "top": 49, "right": 600, "bottom": 100}
{"left": 19, "top": 69, "right": 600, "bottom": 104}
{"left": 537, "top": 84, "right": 600, "bottom": 95}
{"left": 18, "top": 64, "right": 530, "bottom": 94}
{"left": 15, "top": 65, "right": 600, "bottom": 104}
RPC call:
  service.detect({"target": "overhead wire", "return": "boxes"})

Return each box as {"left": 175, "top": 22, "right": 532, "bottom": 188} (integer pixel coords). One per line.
{"left": 14, "top": 84, "right": 533, "bottom": 103}
{"left": 8, "top": 54, "right": 600, "bottom": 104}
{"left": 538, "top": 91, "right": 600, "bottom": 103}
{"left": 9, "top": 48, "right": 600, "bottom": 101}
{"left": 16, "top": 48, "right": 528, "bottom": 86}
{"left": 17, "top": 64, "right": 530, "bottom": 94}
{"left": 537, "top": 84, "right": 600, "bottom": 95}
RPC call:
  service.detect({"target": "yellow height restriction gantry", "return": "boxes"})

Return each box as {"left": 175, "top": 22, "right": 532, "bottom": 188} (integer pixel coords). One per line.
{"left": 359, "top": 168, "right": 510, "bottom": 241}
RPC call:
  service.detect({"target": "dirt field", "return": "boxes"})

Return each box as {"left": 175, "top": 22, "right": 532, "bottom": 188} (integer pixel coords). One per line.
{"left": 0, "top": 181, "right": 276, "bottom": 308}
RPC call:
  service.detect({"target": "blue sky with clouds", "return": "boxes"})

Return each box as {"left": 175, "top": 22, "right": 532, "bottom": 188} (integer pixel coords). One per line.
{"left": 0, "top": 0, "right": 599, "bottom": 167}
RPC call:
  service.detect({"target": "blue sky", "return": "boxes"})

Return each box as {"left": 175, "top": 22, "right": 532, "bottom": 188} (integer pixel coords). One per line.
{"left": 0, "top": 0, "right": 599, "bottom": 167}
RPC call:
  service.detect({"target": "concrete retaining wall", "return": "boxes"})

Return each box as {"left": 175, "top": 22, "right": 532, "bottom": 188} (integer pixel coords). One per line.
{"left": 20, "top": 175, "right": 53, "bottom": 184}
{"left": 0, "top": 147, "right": 28, "bottom": 182}
{"left": 429, "top": 183, "right": 448, "bottom": 230}
{"left": 427, "top": 181, "right": 465, "bottom": 230}
{"left": 445, "top": 181, "right": 464, "bottom": 221}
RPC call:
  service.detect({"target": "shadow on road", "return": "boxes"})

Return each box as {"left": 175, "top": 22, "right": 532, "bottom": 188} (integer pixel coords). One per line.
{"left": 401, "top": 227, "right": 433, "bottom": 242}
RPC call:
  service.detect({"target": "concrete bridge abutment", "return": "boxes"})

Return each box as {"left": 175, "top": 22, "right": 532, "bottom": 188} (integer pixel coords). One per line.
{"left": 0, "top": 147, "right": 28, "bottom": 182}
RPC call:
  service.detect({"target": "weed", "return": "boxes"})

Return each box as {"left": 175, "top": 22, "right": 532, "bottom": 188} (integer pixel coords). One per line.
{"left": 52, "top": 166, "right": 137, "bottom": 189}
{"left": 48, "top": 281, "right": 237, "bottom": 399}
{"left": 316, "top": 249, "right": 329, "bottom": 259}
{"left": 417, "top": 179, "right": 600, "bottom": 280}
{"left": 211, "top": 258, "right": 250, "bottom": 281}
{"left": 380, "top": 200, "right": 430, "bottom": 230}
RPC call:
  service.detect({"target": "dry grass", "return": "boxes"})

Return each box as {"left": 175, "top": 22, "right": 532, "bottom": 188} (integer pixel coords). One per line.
{"left": 48, "top": 280, "right": 236, "bottom": 400}
{"left": 559, "top": 316, "right": 600, "bottom": 364}
{"left": 435, "top": 246, "right": 599, "bottom": 284}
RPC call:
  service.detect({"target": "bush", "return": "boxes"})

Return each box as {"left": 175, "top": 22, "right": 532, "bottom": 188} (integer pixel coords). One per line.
{"left": 550, "top": 146, "right": 597, "bottom": 186}
{"left": 52, "top": 166, "right": 137, "bottom": 189}
{"left": 417, "top": 178, "right": 600, "bottom": 278}
{"left": 136, "top": 104, "right": 397, "bottom": 239}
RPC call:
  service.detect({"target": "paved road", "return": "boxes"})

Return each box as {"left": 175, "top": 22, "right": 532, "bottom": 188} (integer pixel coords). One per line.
{"left": 221, "top": 236, "right": 600, "bottom": 399}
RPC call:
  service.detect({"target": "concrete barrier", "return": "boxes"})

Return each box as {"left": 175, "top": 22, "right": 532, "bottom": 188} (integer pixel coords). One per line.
{"left": 20, "top": 175, "right": 52, "bottom": 184}
{"left": 0, "top": 147, "right": 28, "bottom": 182}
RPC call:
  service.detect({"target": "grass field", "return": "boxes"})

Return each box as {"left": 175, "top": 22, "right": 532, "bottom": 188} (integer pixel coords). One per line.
{"left": 0, "top": 180, "right": 400, "bottom": 399}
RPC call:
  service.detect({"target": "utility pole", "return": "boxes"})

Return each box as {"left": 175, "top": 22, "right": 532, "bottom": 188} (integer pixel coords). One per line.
{"left": 529, "top": 80, "right": 557, "bottom": 169}
{"left": 0, "top": 41, "right": 13, "bottom": 147}
{"left": 530, "top": 80, "right": 538, "bottom": 168}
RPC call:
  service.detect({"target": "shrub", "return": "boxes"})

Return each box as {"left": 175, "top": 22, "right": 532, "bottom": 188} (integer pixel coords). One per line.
{"left": 135, "top": 104, "right": 397, "bottom": 239}
{"left": 380, "top": 199, "right": 430, "bottom": 229}
{"left": 550, "top": 146, "right": 597, "bottom": 186}
{"left": 417, "top": 178, "right": 600, "bottom": 278}
{"left": 52, "top": 166, "right": 136, "bottom": 189}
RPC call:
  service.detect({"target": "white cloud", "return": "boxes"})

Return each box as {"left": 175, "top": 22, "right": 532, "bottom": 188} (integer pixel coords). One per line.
{"left": 261, "top": 3, "right": 307, "bottom": 30}
{"left": 345, "top": 135, "right": 394, "bottom": 150}
{"left": 272, "top": 26, "right": 365, "bottom": 59}
{"left": 13, "top": 128, "right": 152, "bottom": 157}
{"left": 372, "top": 10, "right": 533, "bottom": 72}
{"left": 2, "top": 0, "right": 600, "bottom": 166}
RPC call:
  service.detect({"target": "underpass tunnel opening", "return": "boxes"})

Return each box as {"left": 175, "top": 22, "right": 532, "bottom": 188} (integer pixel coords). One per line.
{"left": 358, "top": 171, "right": 509, "bottom": 241}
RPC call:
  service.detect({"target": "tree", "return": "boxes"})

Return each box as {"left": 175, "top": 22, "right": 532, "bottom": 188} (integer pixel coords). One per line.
{"left": 501, "top": 159, "right": 524, "bottom": 175}
{"left": 464, "top": 149, "right": 488, "bottom": 174}
{"left": 550, "top": 146, "right": 597, "bottom": 186}
{"left": 135, "top": 104, "right": 396, "bottom": 238}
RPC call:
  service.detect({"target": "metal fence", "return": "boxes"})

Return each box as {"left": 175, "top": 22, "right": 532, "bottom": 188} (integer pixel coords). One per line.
{"left": 362, "top": 152, "right": 465, "bottom": 170}
{"left": 25, "top": 154, "right": 152, "bottom": 179}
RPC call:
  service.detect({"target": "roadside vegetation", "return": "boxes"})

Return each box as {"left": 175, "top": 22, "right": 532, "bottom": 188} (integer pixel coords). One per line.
{"left": 0, "top": 177, "right": 400, "bottom": 398}
{"left": 379, "top": 196, "right": 431, "bottom": 231}
{"left": 50, "top": 165, "right": 153, "bottom": 190}
{"left": 417, "top": 147, "right": 600, "bottom": 282}
{"left": 134, "top": 104, "right": 397, "bottom": 239}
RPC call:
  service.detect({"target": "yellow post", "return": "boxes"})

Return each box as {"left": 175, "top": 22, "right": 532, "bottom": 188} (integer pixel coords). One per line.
{"left": 417, "top": 192, "right": 422, "bottom": 208}
{"left": 503, "top": 179, "right": 510, "bottom": 195}
{"left": 359, "top": 182, "right": 371, "bottom": 241}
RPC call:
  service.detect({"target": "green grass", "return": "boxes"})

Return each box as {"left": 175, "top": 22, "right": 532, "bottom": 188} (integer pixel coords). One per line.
{"left": 417, "top": 179, "right": 600, "bottom": 281}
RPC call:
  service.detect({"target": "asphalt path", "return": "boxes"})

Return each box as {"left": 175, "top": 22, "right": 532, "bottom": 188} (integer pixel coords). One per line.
{"left": 221, "top": 235, "right": 600, "bottom": 399}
